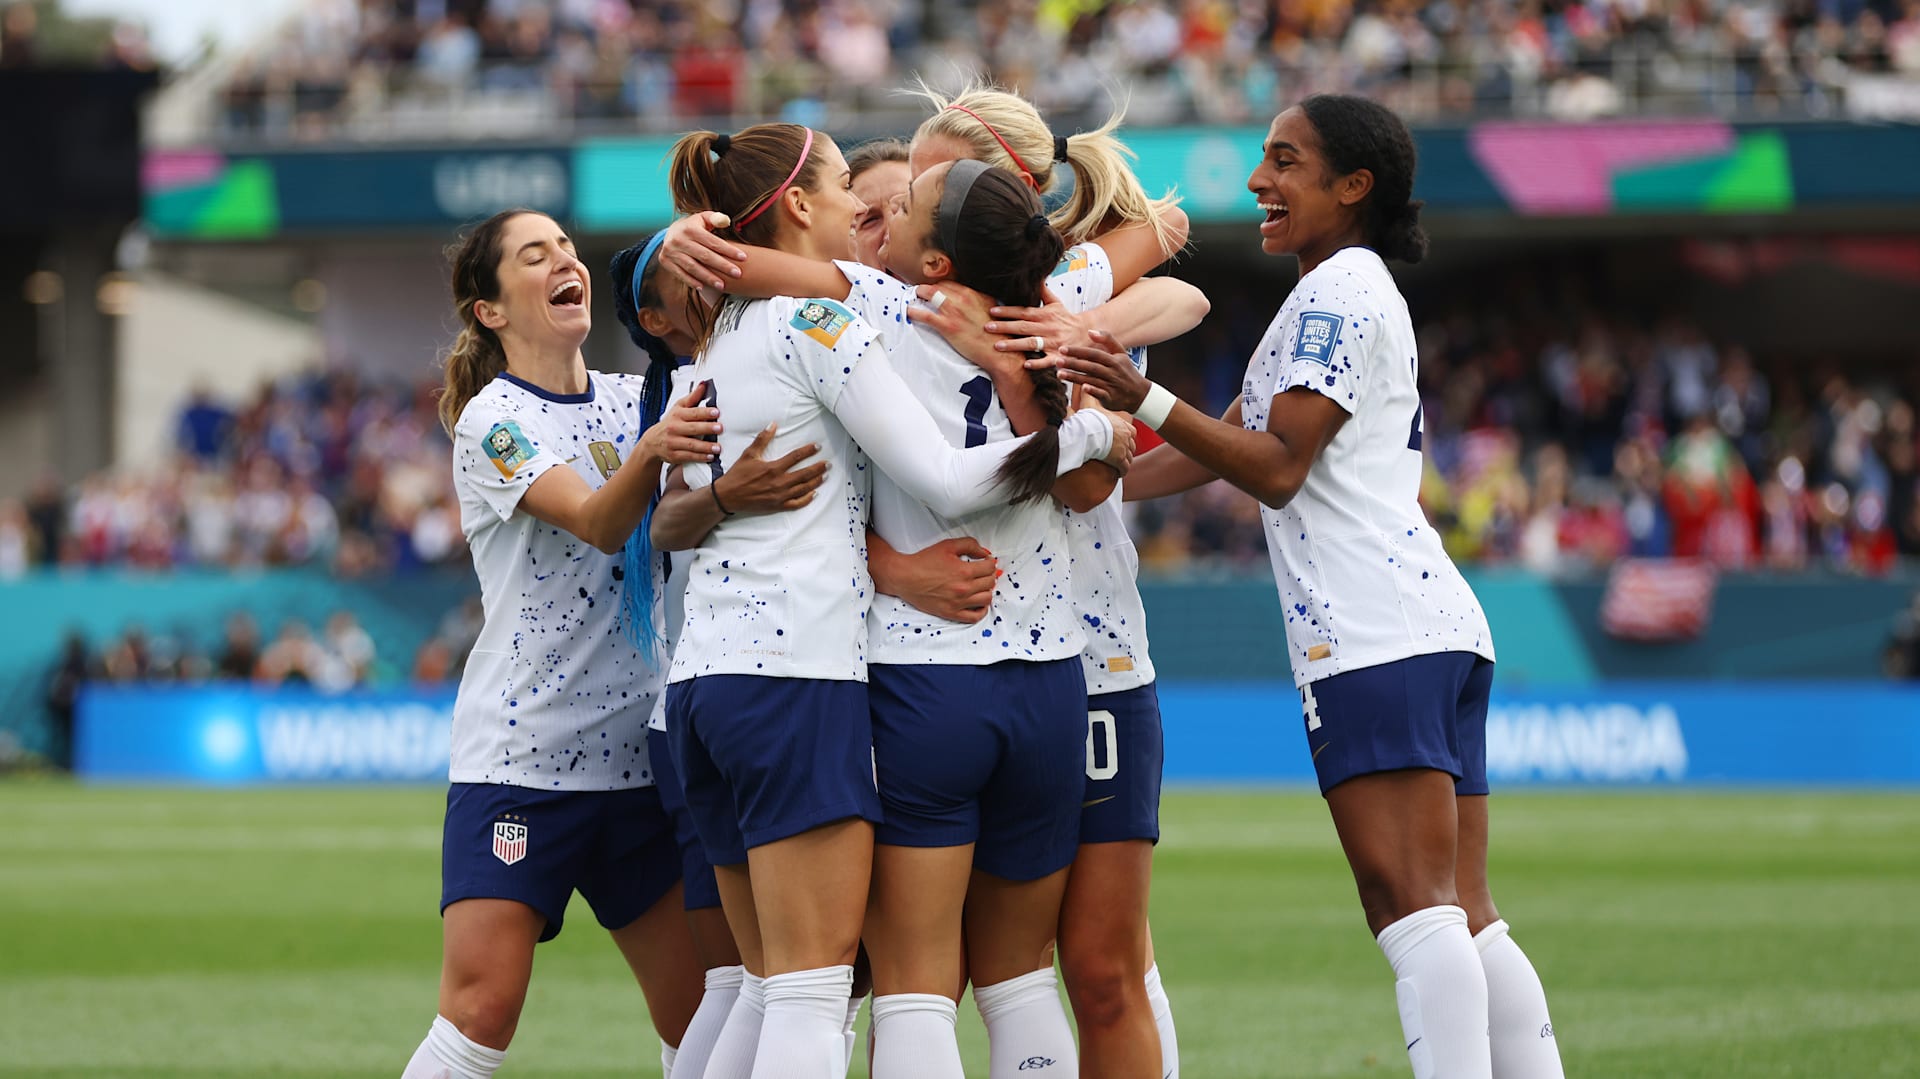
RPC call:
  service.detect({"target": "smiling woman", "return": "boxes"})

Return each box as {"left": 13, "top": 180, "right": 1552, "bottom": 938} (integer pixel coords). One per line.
{"left": 396, "top": 208, "right": 728, "bottom": 1079}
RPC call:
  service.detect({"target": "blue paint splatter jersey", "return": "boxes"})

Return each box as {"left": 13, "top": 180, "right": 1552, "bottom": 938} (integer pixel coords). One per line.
{"left": 449, "top": 371, "right": 664, "bottom": 790}
{"left": 1047, "top": 243, "right": 1159, "bottom": 694}
{"left": 1240, "top": 246, "right": 1494, "bottom": 687}
{"left": 830, "top": 259, "right": 1086, "bottom": 665}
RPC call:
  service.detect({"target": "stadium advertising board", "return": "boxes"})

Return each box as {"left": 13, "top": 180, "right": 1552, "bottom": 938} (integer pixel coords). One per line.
{"left": 145, "top": 148, "right": 571, "bottom": 238}
{"left": 77, "top": 682, "right": 1920, "bottom": 786}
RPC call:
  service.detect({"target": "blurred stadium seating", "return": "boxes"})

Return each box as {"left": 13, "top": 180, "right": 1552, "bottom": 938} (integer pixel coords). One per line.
{"left": 190, "top": 0, "right": 1920, "bottom": 143}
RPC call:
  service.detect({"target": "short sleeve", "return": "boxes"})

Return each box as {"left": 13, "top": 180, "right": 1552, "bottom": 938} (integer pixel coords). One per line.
{"left": 454, "top": 400, "right": 564, "bottom": 522}
{"left": 1273, "top": 270, "right": 1374, "bottom": 416}
{"left": 1047, "top": 242, "right": 1115, "bottom": 314}
{"left": 780, "top": 296, "right": 884, "bottom": 412}
{"left": 832, "top": 259, "right": 915, "bottom": 339}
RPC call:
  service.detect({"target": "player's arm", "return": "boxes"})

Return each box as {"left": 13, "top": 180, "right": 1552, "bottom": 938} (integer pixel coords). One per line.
{"left": 868, "top": 531, "right": 999, "bottom": 624}
{"left": 981, "top": 276, "right": 1211, "bottom": 359}
{"left": 656, "top": 211, "right": 851, "bottom": 299}
{"left": 1124, "top": 409, "right": 1231, "bottom": 502}
{"left": 519, "top": 384, "right": 720, "bottom": 553}
{"left": 1092, "top": 205, "right": 1191, "bottom": 292}
{"left": 650, "top": 425, "right": 830, "bottom": 552}
{"left": 1059, "top": 331, "right": 1347, "bottom": 509}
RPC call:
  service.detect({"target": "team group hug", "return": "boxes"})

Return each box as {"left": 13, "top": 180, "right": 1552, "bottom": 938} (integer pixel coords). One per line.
{"left": 399, "top": 80, "right": 1571, "bottom": 1079}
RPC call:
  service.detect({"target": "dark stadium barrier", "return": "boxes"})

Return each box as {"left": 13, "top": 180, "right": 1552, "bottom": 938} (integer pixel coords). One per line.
{"left": 71, "top": 681, "right": 1920, "bottom": 786}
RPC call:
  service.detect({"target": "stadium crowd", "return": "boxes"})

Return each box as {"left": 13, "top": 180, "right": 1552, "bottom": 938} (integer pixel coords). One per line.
{"left": 1131, "top": 302, "right": 1920, "bottom": 576}
{"left": 211, "top": 0, "right": 1920, "bottom": 141}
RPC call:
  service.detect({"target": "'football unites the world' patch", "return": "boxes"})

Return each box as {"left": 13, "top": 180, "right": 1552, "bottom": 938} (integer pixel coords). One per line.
{"left": 791, "top": 298, "right": 855, "bottom": 348}
{"left": 1293, "top": 311, "right": 1344, "bottom": 367}
{"left": 483, "top": 421, "right": 536, "bottom": 479}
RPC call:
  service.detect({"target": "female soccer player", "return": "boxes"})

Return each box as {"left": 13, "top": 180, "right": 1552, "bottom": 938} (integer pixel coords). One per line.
{"left": 909, "top": 83, "right": 1191, "bottom": 1079}
{"left": 1056, "top": 95, "right": 1567, "bottom": 1079}
{"left": 402, "top": 209, "right": 718, "bottom": 1079}
{"left": 611, "top": 228, "right": 1012, "bottom": 1079}
{"left": 652, "top": 122, "right": 1130, "bottom": 1079}
{"left": 846, "top": 138, "right": 910, "bottom": 271}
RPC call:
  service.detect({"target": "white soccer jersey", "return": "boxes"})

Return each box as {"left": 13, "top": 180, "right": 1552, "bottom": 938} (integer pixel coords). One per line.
{"left": 667, "top": 294, "right": 1106, "bottom": 683}
{"left": 1241, "top": 246, "right": 1494, "bottom": 688}
{"left": 450, "top": 371, "right": 665, "bottom": 790}
{"left": 833, "top": 260, "right": 1084, "bottom": 665}
{"left": 1047, "top": 244, "right": 1159, "bottom": 694}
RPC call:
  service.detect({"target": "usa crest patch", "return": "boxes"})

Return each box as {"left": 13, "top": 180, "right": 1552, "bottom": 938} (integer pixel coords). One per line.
{"left": 791, "top": 298, "right": 854, "bottom": 348}
{"left": 483, "top": 421, "right": 535, "bottom": 479}
{"left": 1293, "top": 312, "right": 1343, "bottom": 367}
{"left": 492, "top": 820, "right": 529, "bottom": 865}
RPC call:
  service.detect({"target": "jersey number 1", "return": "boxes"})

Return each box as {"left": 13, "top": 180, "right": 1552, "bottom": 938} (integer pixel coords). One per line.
{"left": 959, "top": 375, "right": 994, "bottom": 448}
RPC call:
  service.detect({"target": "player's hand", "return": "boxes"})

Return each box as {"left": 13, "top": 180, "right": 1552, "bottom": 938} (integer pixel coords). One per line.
{"left": 1058, "top": 330, "right": 1152, "bottom": 413}
{"left": 712, "top": 423, "right": 827, "bottom": 514}
{"left": 1095, "top": 404, "right": 1137, "bottom": 475}
{"left": 877, "top": 536, "right": 1000, "bottom": 624}
{"left": 641, "top": 380, "right": 722, "bottom": 465}
{"left": 907, "top": 283, "right": 1025, "bottom": 380}
{"left": 988, "top": 285, "right": 1094, "bottom": 359}
{"left": 661, "top": 212, "right": 746, "bottom": 292}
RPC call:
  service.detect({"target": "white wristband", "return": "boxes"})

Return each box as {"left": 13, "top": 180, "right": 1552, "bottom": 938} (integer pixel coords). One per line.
{"left": 1135, "top": 381, "right": 1177, "bottom": 431}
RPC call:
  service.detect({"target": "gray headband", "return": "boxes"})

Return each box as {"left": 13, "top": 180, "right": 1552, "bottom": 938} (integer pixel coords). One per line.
{"left": 936, "top": 158, "right": 993, "bottom": 257}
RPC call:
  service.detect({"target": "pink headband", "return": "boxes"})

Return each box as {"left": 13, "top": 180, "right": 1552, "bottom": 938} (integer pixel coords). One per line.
{"left": 946, "top": 104, "right": 1037, "bottom": 187}
{"left": 735, "top": 127, "right": 815, "bottom": 228}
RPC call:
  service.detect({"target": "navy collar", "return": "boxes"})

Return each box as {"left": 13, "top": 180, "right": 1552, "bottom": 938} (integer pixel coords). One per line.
{"left": 498, "top": 371, "right": 595, "bottom": 404}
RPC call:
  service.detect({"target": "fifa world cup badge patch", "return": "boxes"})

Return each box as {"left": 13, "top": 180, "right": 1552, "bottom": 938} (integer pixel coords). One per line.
{"left": 791, "top": 298, "right": 854, "bottom": 348}
{"left": 483, "top": 421, "right": 535, "bottom": 479}
{"left": 1293, "top": 312, "right": 1343, "bottom": 367}
{"left": 493, "top": 819, "right": 529, "bottom": 865}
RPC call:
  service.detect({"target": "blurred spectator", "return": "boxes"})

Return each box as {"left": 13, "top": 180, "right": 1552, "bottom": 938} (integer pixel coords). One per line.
{"left": 44, "top": 632, "right": 90, "bottom": 770}
{"left": 202, "top": 0, "right": 1920, "bottom": 140}
{"left": 323, "top": 610, "right": 377, "bottom": 687}
{"left": 177, "top": 387, "right": 235, "bottom": 463}
{"left": 216, "top": 612, "right": 263, "bottom": 680}
{"left": 0, "top": 1, "right": 38, "bottom": 69}
{"left": 1885, "top": 590, "right": 1920, "bottom": 679}
{"left": 256, "top": 619, "right": 325, "bottom": 687}
{"left": 0, "top": 498, "right": 30, "bottom": 578}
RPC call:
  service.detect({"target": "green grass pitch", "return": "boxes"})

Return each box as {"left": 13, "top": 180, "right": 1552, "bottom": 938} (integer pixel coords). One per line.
{"left": 4, "top": 783, "right": 1917, "bottom": 1077}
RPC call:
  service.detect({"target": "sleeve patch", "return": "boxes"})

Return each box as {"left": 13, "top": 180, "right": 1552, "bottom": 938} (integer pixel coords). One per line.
{"left": 791, "top": 298, "right": 855, "bottom": 348}
{"left": 482, "top": 420, "right": 536, "bottom": 478}
{"left": 1049, "top": 248, "right": 1090, "bottom": 278}
{"left": 1293, "top": 312, "right": 1344, "bottom": 367}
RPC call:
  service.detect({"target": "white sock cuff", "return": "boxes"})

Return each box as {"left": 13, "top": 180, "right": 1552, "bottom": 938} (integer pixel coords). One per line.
{"left": 873, "top": 992, "right": 958, "bottom": 1025}
{"left": 1472, "top": 918, "right": 1512, "bottom": 954}
{"left": 428, "top": 1015, "right": 507, "bottom": 1076}
{"left": 1376, "top": 904, "right": 1470, "bottom": 967}
{"left": 973, "top": 967, "right": 1059, "bottom": 1019}
{"left": 706, "top": 963, "right": 747, "bottom": 992}
{"left": 661, "top": 1040, "right": 678, "bottom": 1076}
{"left": 740, "top": 970, "right": 767, "bottom": 1008}
{"left": 844, "top": 994, "right": 865, "bottom": 1032}
{"left": 1143, "top": 963, "right": 1165, "bottom": 995}
{"left": 762, "top": 964, "right": 856, "bottom": 1003}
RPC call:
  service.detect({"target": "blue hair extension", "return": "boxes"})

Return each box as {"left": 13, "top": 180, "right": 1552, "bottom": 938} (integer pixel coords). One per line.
{"left": 612, "top": 229, "right": 676, "bottom": 660}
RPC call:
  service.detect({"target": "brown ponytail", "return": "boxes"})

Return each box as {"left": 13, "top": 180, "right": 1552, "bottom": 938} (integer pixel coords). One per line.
{"left": 667, "top": 124, "right": 827, "bottom": 358}
{"left": 436, "top": 209, "right": 531, "bottom": 435}
{"left": 929, "top": 166, "right": 1072, "bottom": 504}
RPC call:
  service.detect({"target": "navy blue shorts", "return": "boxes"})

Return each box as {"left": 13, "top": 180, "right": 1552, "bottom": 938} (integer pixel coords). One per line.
{"left": 1081, "top": 683, "right": 1165, "bottom": 844}
{"left": 667, "top": 675, "right": 882, "bottom": 867}
{"left": 1301, "top": 651, "right": 1493, "bottom": 797}
{"left": 441, "top": 781, "right": 682, "bottom": 942}
{"left": 869, "top": 658, "right": 1086, "bottom": 881}
{"left": 648, "top": 727, "right": 721, "bottom": 911}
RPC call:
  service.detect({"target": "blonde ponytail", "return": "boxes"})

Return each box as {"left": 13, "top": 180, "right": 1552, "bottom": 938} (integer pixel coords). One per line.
{"left": 910, "top": 80, "right": 1182, "bottom": 255}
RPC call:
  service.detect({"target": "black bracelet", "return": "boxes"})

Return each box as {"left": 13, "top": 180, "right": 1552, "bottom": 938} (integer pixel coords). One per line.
{"left": 710, "top": 482, "right": 733, "bottom": 517}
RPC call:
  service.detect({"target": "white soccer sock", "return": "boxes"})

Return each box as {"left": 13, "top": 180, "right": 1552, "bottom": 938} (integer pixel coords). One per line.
{"left": 1475, "top": 920, "right": 1566, "bottom": 1079}
{"left": 973, "top": 968, "right": 1078, "bottom": 1079}
{"left": 1144, "top": 963, "right": 1180, "bottom": 1079}
{"left": 674, "top": 965, "right": 745, "bottom": 1079}
{"left": 841, "top": 994, "right": 864, "bottom": 1078}
{"left": 870, "top": 993, "right": 965, "bottom": 1079}
{"left": 751, "top": 965, "right": 856, "bottom": 1079}
{"left": 701, "top": 970, "right": 767, "bottom": 1079}
{"left": 1376, "top": 906, "right": 1492, "bottom": 1079}
{"left": 400, "top": 1015, "right": 507, "bottom": 1079}
{"left": 662, "top": 1040, "right": 678, "bottom": 1079}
